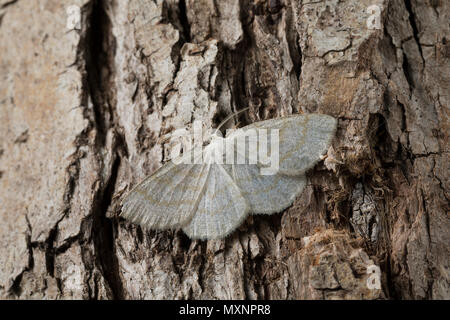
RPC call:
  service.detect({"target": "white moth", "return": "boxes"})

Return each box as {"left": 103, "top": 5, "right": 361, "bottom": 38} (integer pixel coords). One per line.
{"left": 120, "top": 113, "right": 337, "bottom": 240}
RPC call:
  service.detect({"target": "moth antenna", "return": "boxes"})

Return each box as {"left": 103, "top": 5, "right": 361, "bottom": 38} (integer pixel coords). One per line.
{"left": 213, "top": 107, "right": 250, "bottom": 136}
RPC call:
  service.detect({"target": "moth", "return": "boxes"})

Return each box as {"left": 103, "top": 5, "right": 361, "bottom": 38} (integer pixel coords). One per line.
{"left": 120, "top": 113, "right": 337, "bottom": 240}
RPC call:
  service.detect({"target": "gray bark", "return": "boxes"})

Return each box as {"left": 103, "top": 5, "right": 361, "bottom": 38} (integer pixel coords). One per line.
{"left": 0, "top": 0, "right": 448, "bottom": 299}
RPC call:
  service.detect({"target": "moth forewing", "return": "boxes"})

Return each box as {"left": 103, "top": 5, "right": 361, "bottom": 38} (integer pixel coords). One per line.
{"left": 120, "top": 149, "right": 209, "bottom": 230}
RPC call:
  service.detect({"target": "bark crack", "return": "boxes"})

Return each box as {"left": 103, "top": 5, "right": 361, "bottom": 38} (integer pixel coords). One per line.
{"left": 178, "top": 0, "right": 191, "bottom": 42}
{"left": 8, "top": 215, "right": 33, "bottom": 297}
{"left": 81, "top": 0, "right": 123, "bottom": 299}
{"left": 0, "top": 0, "right": 18, "bottom": 9}
{"left": 404, "top": 0, "right": 425, "bottom": 65}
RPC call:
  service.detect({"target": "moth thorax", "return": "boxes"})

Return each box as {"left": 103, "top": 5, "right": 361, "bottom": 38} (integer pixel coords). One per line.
{"left": 204, "top": 135, "right": 225, "bottom": 164}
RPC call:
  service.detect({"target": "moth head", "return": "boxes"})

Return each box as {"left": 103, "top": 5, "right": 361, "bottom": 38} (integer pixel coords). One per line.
{"left": 211, "top": 130, "right": 223, "bottom": 140}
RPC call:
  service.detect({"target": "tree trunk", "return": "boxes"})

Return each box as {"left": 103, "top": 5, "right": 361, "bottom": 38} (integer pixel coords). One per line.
{"left": 0, "top": 0, "right": 448, "bottom": 300}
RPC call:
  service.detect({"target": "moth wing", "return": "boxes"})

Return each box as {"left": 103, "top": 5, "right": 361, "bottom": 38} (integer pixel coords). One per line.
{"left": 120, "top": 153, "right": 209, "bottom": 230}
{"left": 182, "top": 164, "right": 249, "bottom": 240}
{"left": 233, "top": 113, "right": 337, "bottom": 175}
{"left": 231, "top": 164, "right": 307, "bottom": 215}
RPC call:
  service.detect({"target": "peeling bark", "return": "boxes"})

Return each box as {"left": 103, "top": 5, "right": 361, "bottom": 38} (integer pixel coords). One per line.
{"left": 0, "top": 0, "right": 448, "bottom": 299}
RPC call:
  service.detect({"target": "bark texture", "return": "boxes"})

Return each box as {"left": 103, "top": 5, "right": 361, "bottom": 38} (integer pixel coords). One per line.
{"left": 0, "top": 0, "right": 448, "bottom": 299}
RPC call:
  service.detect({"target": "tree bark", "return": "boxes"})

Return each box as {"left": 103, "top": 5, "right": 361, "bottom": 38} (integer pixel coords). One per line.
{"left": 0, "top": 0, "right": 448, "bottom": 299}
